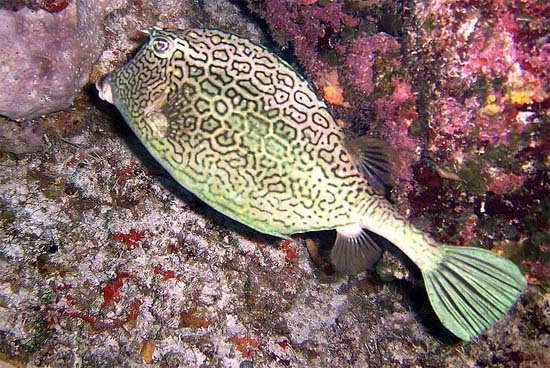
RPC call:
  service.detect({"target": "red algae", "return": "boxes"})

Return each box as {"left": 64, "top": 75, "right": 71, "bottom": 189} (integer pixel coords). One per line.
{"left": 262, "top": 0, "right": 345, "bottom": 75}
{"left": 43, "top": 0, "right": 69, "bottom": 13}
{"left": 280, "top": 239, "right": 298, "bottom": 261}
{"left": 228, "top": 335, "right": 261, "bottom": 357}
{"left": 408, "top": 0, "right": 549, "bottom": 234}
{"left": 180, "top": 309, "right": 211, "bottom": 328}
{"left": 153, "top": 264, "right": 181, "bottom": 281}
{"left": 101, "top": 272, "right": 135, "bottom": 308}
{"left": 112, "top": 229, "right": 146, "bottom": 249}
{"left": 487, "top": 171, "right": 526, "bottom": 195}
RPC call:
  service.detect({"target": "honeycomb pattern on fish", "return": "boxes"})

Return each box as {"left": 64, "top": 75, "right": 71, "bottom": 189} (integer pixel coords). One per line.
{"left": 98, "top": 27, "right": 527, "bottom": 342}
{"left": 107, "top": 28, "right": 377, "bottom": 236}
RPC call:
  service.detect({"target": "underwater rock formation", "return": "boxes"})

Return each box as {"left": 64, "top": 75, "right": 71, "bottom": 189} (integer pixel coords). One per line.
{"left": 0, "top": 0, "right": 122, "bottom": 121}
{"left": 0, "top": 120, "right": 44, "bottom": 154}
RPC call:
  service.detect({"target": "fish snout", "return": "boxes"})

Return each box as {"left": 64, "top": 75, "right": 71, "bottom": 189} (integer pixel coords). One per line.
{"left": 96, "top": 76, "right": 113, "bottom": 104}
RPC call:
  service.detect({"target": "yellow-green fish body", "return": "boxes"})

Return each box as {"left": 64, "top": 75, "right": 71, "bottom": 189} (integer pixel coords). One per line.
{"left": 100, "top": 28, "right": 368, "bottom": 236}
{"left": 97, "top": 28, "right": 526, "bottom": 341}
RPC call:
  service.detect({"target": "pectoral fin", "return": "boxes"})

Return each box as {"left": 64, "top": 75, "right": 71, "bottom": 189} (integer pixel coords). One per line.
{"left": 345, "top": 136, "right": 395, "bottom": 194}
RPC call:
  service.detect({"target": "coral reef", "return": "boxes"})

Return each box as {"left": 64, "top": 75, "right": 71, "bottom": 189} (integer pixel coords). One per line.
{"left": 414, "top": 0, "right": 549, "bottom": 186}
{"left": 408, "top": 0, "right": 550, "bottom": 284}
{"left": 0, "top": 0, "right": 549, "bottom": 366}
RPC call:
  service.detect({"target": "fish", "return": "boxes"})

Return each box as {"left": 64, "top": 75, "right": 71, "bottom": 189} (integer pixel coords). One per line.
{"left": 96, "top": 27, "right": 527, "bottom": 341}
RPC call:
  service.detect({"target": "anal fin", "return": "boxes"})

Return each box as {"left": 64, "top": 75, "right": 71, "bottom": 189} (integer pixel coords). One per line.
{"left": 331, "top": 224, "right": 383, "bottom": 275}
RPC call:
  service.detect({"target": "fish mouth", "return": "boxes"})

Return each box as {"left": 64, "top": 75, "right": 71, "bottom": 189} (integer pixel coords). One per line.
{"left": 96, "top": 75, "right": 113, "bottom": 104}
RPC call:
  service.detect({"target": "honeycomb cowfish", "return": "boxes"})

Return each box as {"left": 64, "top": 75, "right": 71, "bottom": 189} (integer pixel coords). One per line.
{"left": 96, "top": 27, "right": 526, "bottom": 341}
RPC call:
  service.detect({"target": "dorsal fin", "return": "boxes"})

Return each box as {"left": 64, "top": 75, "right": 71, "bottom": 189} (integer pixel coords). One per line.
{"left": 345, "top": 136, "right": 395, "bottom": 194}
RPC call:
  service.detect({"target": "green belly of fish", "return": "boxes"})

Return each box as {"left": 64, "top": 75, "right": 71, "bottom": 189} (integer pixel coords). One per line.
{"left": 105, "top": 28, "right": 372, "bottom": 237}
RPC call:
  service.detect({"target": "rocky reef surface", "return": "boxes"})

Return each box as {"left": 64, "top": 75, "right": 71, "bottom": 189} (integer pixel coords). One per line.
{"left": 0, "top": 0, "right": 128, "bottom": 121}
{"left": 0, "top": 0, "right": 549, "bottom": 366}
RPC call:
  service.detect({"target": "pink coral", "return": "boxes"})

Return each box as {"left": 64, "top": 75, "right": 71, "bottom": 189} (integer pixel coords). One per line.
{"left": 418, "top": 0, "right": 549, "bottom": 148}
{"left": 426, "top": 97, "right": 477, "bottom": 161}
{"left": 487, "top": 171, "right": 526, "bottom": 195}
{"left": 344, "top": 33, "right": 400, "bottom": 95}
{"left": 261, "top": 0, "right": 347, "bottom": 77}
{"left": 459, "top": 13, "right": 519, "bottom": 81}
{"left": 372, "top": 79, "right": 419, "bottom": 182}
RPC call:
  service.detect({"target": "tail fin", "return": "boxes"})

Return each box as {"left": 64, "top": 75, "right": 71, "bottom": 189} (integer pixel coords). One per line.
{"left": 422, "top": 245, "right": 527, "bottom": 341}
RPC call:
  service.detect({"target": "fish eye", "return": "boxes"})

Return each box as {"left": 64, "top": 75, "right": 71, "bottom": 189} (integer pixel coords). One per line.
{"left": 151, "top": 37, "right": 173, "bottom": 56}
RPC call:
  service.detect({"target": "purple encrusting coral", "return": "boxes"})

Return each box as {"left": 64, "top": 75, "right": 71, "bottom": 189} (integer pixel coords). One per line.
{"left": 344, "top": 33, "right": 400, "bottom": 96}
{"left": 416, "top": 0, "right": 549, "bottom": 162}
{"left": 371, "top": 78, "right": 419, "bottom": 186}
{"left": 409, "top": 0, "right": 549, "bottom": 283}
{"left": 344, "top": 32, "right": 419, "bottom": 183}
{"left": 263, "top": 0, "right": 346, "bottom": 75}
